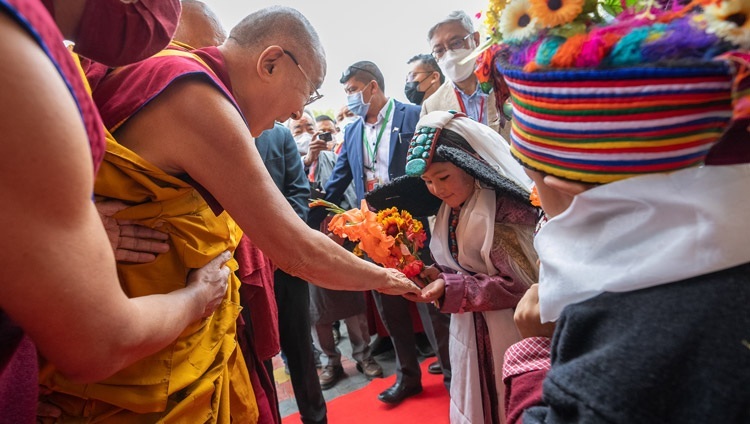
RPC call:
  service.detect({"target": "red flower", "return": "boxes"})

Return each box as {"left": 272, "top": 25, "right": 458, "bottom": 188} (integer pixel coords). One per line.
{"left": 401, "top": 260, "right": 424, "bottom": 279}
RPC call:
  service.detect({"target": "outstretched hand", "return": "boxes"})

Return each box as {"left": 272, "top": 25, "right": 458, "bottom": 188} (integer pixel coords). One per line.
{"left": 187, "top": 251, "right": 231, "bottom": 318}
{"left": 514, "top": 284, "right": 556, "bottom": 339}
{"left": 96, "top": 199, "right": 170, "bottom": 263}
{"left": 376, "top": 268, "right": 421, "bottom": 296}
{"left": 403, "top": 266, "right": 442, "bottom": 303}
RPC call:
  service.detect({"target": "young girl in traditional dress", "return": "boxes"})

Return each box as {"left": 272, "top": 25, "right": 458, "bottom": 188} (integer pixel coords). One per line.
{"left": 368, "top": 110, "right": 540, "bottom": 423}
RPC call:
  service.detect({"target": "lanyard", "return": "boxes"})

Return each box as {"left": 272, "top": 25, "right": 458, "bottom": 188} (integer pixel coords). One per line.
{"left": 454, "top": 88, "right": 484, "bottom": 125}
{"left": 362, "top": 100, "right": 394, "bottom": 168}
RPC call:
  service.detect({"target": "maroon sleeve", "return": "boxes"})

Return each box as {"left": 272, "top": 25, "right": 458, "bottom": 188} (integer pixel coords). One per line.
{"left": 439, "top": 271, "right": 527, "bottom": 313}
{"left": 503, "top": 337, "right": 551, "bottom": 424}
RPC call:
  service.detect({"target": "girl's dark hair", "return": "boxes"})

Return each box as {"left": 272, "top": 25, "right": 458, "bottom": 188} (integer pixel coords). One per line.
{"left": 431, "top": 128, "right": 477, "bottom": 163}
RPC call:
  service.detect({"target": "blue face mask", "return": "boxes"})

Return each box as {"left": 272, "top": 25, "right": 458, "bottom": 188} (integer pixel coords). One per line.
{"left": 346, "top": 84, "right": 371, "bottom": 117}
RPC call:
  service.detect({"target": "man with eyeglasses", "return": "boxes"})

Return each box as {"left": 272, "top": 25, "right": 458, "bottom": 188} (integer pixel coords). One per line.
{"left": 308, "top": 61, "right": 451, "bottom": 405}
{"left": 404, "top": 54, "right": 444, "bottom": 106}
{"left": 422, "top": 10, "right": 505, "bottom": 138}
{"left": 41, "top": 6, "right": 422, "bottom": 422}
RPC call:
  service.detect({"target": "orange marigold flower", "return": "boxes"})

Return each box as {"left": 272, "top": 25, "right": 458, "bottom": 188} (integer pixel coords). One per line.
{"left": 529, "top": 185, "right": 541, "bottom": 207}
{"left": 529, "top": 0, "right": 584, "bottom": 28}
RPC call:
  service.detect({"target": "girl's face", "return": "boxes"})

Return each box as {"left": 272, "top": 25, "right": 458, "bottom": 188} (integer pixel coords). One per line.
{"left": 421, "top": 162, "right": 476, "bottom": 209}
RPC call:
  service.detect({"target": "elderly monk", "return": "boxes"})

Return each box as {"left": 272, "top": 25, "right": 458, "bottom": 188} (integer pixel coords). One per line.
{"left": 173, "top": 4, "right": 284, "bottom": 424}
{"left": 0, "top": 0, "right": 234, "bottom": 422}
{"left": 39, "top": 5, "right": 420, "bottom": 423}
{"left": 173, "top": 0, "right": 226, "bottom": 50}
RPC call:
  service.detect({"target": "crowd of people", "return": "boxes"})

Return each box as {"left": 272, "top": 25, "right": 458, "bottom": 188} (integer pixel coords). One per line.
{"left": 0, "top": 0, "right": 748, "bottom": 423}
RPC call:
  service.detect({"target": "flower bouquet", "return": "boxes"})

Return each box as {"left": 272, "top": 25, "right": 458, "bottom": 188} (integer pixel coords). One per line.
{"left": 310, "top": 199, "right": 428, "bottom": 281}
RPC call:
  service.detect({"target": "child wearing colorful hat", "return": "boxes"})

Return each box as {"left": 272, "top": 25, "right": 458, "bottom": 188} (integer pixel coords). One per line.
{"left": 368, "top": 110, "right": 540, "bottom": 423}
{"left": 485, "top": 0, "right": 750, "bottom": 422}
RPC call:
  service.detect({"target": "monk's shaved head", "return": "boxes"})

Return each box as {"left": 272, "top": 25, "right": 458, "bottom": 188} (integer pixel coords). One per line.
{"left": 227, "top": 6, "right": 325, "bottom": 83}
{"left": 173, "top": 0, "right": 226, "bottom": 49}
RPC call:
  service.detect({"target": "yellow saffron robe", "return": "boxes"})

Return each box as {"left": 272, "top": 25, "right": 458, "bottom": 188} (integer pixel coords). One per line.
{"left": 38, "top": 53, "right": 258, "bottom": 424}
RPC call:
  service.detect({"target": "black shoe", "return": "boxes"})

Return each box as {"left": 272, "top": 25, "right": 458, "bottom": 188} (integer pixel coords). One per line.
{"left": 377, "top": 383, "right": 422, "bottom": 405}
{"left": 427, "top": 360, "right": 442, "bottom": 374}
{"left": 370, "top": 335, "right": 393, "bottom": 356}
{"left": 415, "top": 332, "right": 435, "bottom": 358}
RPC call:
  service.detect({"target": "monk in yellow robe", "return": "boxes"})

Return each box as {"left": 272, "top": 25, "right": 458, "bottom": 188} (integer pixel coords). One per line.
{"left": 39, "top": 5, "right": 420, "bottom": 424}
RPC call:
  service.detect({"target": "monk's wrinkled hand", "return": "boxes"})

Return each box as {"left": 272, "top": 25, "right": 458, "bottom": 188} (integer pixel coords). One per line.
{"left": 187, "top": 251, "right": 231, "bottom": 318}
{"left": 514, "top": 284, "right": 556, "bottom": 339}
{"left": 402, "top": 292, "right": 420, "bottom": 302}
{"left": 96, "top": 199, "right": 170, "bottom": 263}
{"left": 377, "top": 268, "right": 421, "bottom": 296}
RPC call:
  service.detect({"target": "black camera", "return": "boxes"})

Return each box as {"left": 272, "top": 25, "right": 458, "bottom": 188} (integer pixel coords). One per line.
{"left": 319, "top": 132, "right": 333, "bottom": 142}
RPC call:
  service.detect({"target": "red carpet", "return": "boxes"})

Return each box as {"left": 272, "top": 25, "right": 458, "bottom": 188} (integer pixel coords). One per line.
{"left": 282, "top": 360, "right": 449, "bottom": 423}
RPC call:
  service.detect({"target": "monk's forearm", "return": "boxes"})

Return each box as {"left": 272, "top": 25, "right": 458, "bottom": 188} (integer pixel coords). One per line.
{"left": 55, "top": 287, "right": 205, "bottom": 384}
{"left": 119, "top": 289, "right": 205, "bottom": 360}
{"left": 268, "top": 224, "right": 389, "bottom": 291}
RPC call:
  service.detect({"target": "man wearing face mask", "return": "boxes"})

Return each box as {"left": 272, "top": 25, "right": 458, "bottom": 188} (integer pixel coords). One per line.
{"left": 335, "top": 105, "right": 357, "bottom": 148}
{"left": 308, "top": 61, "right": 452, "bottom": 405}
{"left": 421, "top": 10, "right": 503, "bottom": 136}
{"left": 404, "top": 54, "right": 444, "bottom": 106}
{"left": 289, "top": 109, "right": 317, "bottom": 155}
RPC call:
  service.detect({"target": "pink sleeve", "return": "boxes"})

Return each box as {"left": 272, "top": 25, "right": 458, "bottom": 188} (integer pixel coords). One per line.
{"left": 503, "top": 337, "right": 551, "bottom": 424}
{"left": 439, "top": 271, "right": 528, "bottom": 313}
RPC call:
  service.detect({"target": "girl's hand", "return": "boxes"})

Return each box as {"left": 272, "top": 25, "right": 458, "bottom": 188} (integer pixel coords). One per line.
{"left": 420, "top": 278, "right": 446, "bottom": 303}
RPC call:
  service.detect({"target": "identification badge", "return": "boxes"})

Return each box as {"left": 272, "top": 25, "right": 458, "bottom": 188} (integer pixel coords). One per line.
{"left": 366, "top": 178, "right": 381, "bottom": 193}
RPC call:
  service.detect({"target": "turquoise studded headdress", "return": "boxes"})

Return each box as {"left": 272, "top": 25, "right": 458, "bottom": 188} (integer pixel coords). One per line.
{"left": 404, "top": 116, "right": 448, "bottom": 177}
{"left": 367, "top": 111, "right": 535, "bottom": 216}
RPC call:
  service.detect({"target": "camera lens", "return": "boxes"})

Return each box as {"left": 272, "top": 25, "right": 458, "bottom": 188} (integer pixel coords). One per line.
{"left": 320, "top": 132, "right": 332, "bottom": 141}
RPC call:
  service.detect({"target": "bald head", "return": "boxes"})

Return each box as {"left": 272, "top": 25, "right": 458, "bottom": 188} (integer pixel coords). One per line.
{"left": 227, "top": 6, "right": 325, "bottom": 80}
{"left": 173, "top": 0, "right": 226, "bottom": 49}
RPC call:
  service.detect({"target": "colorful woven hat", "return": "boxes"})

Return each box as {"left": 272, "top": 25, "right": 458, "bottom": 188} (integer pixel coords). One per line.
{"left": 486, "top": 0, "right": 748, "bottom": 183}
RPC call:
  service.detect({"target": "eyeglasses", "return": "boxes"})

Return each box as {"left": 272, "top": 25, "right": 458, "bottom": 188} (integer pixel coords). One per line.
{"left": 283, "top": 49, "right": 323, "bottom": 106}
{"left": 431, "top": 34, "right": 472, "bottom": 60}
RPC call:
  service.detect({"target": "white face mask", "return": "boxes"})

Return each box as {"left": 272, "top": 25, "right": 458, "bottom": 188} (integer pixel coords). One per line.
{"left": 294, "top": 132, "right": 313, "bottom": 155}
{"left": 437, "top": 40, "right": 476, "bottom": 84}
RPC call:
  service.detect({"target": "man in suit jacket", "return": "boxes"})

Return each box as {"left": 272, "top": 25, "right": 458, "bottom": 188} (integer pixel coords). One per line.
{"left": 256, "top": 123, "right": 327, "bottom": 424}
{"left": 422, "top": 10, "right": 509, "bottom": 141}
{"left": 309, "top": 61, "right": 451, "bottom": 405}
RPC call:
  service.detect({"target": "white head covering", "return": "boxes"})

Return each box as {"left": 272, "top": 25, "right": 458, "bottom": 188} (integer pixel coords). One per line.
{"left": 423, "top": 111, "right": 533, "bottom": 276}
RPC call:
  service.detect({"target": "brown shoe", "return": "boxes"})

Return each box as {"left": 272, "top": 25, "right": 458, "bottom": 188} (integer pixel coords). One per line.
{"left": 356, "top": 357, "right": 383, "bottom": 379}
{"left": 319, "top": 365, "right": 344, "bottom": 390}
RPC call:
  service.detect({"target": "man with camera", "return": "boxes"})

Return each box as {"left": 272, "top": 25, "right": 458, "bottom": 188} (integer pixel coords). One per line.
{"left": 308, "top": 61, "right": 451, "bottom": 405}
{"left": 286, "top": 112, "right": 381, "bottom": 390}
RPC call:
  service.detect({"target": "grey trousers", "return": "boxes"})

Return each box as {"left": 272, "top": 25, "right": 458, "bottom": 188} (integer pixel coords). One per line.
{"left": 372, "top": 291, "right": 452, "bottom": 390}
{"left": 312, "top": 312, "right": 372, "bottom": 366}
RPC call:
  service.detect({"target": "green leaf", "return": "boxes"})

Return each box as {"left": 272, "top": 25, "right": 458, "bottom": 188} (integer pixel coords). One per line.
{"left": 549, "top": 20, "right": 587, "bottom": 38}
